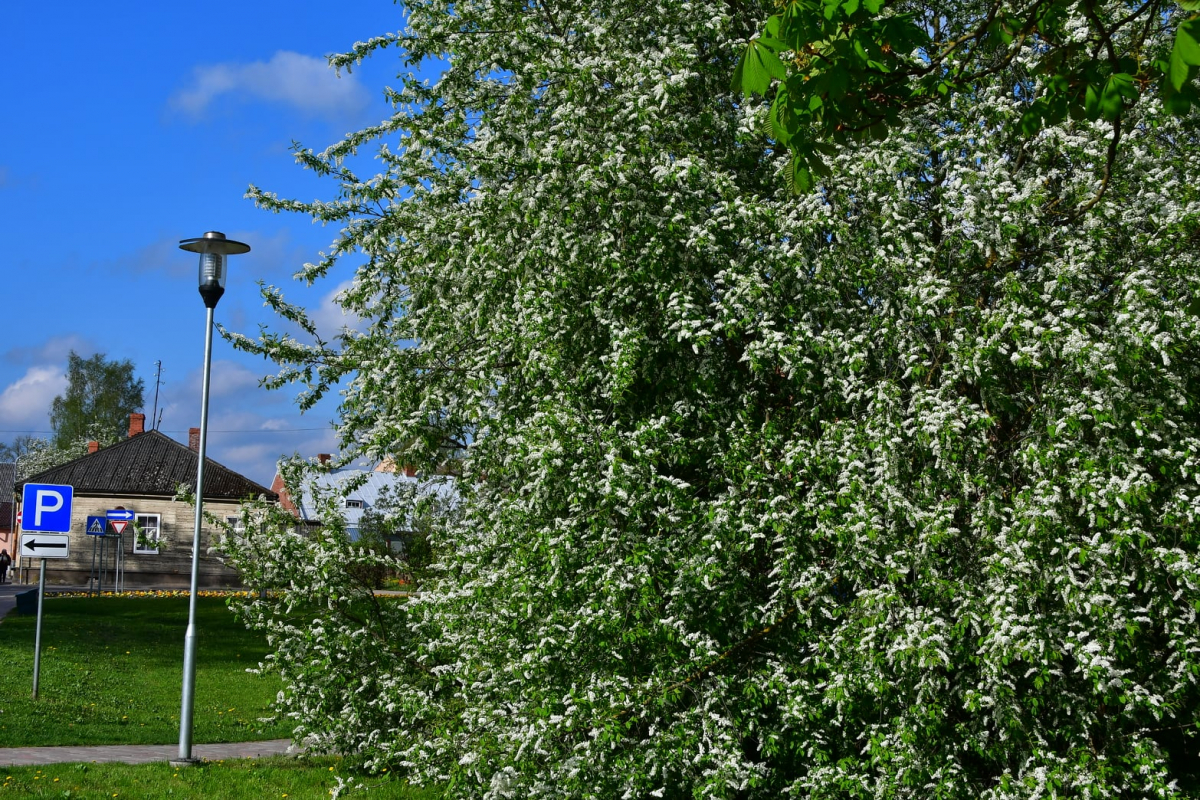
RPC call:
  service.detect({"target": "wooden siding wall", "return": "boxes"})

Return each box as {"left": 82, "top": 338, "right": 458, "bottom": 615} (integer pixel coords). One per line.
{"left": 14, "top": 495, "right": 245, "bottom": 589}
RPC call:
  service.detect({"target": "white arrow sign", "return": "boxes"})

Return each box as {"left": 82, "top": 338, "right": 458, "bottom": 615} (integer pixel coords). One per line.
{"left": 20, "top": 532, "right": 70, "bottom": 559}
{"left": 106, "top": 509, "right": 135, "bottom": 521}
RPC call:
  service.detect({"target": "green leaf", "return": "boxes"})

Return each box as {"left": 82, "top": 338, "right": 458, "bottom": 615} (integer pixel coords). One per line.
{"left": 1045, "top": 93, "right": 1069, "bottom": 124}
{"left": 1018, "top": 108, "right": 1043, "bottom": 136}
{"left": 1181, "top": 0, "right": 1200, "bottom": 10}
{"left": 1170, "top": 46, "right": 1191, "bottom": 91}
{"left": 765, "top": 13, "right": 783, "bottom": 38}
{"left": 863, "top": 0, "right": 883, "bottom": 12}
{"left": 1165, "top": 85, "right": 1194, "bottom": 114}
{"left": 756, "top": 42, "right": 789, "bottom": 80}
{"left": 735, "top": 40, "right": 788, "bottom": 96}
{"left": 1107, "top": 72, "right": 1138, "bottom": 100}
{"left": 1084, "top": 83, "right": 1100, "bottom": 118}
{"left": 769, "top": 93, "right": 801, "bottom": 144}
{"left": 1100, "top": 74, "right": 1134, "bottom": 119}
{"left": 788, "top": 158, "right": 814, "bottom": 193}
{"left": 827, "top": 66, "right": 850, "bottom": 98}
{"left": 732, "top": 49, "right": 747, "bottom": 93}
{"left": 1179, "top": 20, "right": 1200, "bottom": 65}
{"left": 842, "top": 0, "right": 860, "bottom": 15}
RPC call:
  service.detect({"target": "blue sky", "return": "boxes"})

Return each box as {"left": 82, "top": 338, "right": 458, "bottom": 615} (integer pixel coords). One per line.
{"left": 1, "top": 1, "right": 412, "bottom": 486}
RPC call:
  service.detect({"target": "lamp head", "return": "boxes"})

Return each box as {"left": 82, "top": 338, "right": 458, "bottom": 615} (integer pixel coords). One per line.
{"left": 179, "top": 231, "right": 250, "bottom": 308}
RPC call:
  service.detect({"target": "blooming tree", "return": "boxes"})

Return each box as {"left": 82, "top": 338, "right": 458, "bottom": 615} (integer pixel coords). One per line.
{"left": 10, "top": 425, "right": 121, "bottom": 482}
{"left": 739, "top": 0, "right": 1200, "bottom": 191}
{"left": 221, "top": 0, "right": 1200, "bottom": 796}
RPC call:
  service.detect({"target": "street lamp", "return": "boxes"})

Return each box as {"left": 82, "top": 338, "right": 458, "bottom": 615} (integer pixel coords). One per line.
{"left": 172, "top": 231, "right": 250, "bottom": 767}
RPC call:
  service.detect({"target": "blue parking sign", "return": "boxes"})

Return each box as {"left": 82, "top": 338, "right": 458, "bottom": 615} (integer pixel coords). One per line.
{"left": 21, "top": 483, "right": 73, "bottom": 533}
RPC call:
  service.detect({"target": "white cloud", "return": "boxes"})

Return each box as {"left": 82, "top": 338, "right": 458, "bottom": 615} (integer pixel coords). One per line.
{"left": 206, "top": 360, "right": 263, "bottom": 399}
{"left": 171, "top": 51, "right": 371, "bottom": 121}
{"left": 309, "top": 280, "right": 358, "bottom": 339}
{"left": 0, "top": 366, "right": 66, "bottom": 430}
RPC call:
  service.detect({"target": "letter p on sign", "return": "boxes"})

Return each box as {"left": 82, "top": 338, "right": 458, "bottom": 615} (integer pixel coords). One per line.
{"left": 20, "top": 483, "right": 73, "bottom": 533}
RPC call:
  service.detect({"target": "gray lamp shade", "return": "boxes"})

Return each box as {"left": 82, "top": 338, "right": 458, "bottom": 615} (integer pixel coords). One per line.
{"left": 179, "top": 231, "right": 250, "bottom": 309}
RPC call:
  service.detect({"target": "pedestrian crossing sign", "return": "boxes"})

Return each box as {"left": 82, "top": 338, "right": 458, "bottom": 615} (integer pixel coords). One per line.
{"left": 86, "top": 516, "right": 107, "bottom": 536}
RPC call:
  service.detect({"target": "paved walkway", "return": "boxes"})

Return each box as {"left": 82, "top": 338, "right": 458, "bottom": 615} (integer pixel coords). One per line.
{"left": 0, "top": 739, "right": 297, "bottom": 767}
{"left": 0, "top": 586, "right": 302, "bottom": 767}
{"left": 0, "top": 581, "right": 94, "bottom": 619}
{"left": 0, "top": 580, "right": 34, "bottom": 619}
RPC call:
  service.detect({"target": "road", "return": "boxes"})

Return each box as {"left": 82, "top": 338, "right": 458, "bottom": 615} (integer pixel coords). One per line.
{"left": 0, "top": 579, "right": 34, "bottom": 619}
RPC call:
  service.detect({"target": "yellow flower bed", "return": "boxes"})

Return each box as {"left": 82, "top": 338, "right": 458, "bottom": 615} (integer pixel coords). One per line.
{"left": 47, "top": 589, "right": 261, "bottom": 599}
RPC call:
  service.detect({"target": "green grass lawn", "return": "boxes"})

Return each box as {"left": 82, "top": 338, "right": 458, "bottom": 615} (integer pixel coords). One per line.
{"left": 0, "top": 756, "right": 441, "bottom": 799}
{"left": 0, "top": 596, "right": 291, "bottom": 747}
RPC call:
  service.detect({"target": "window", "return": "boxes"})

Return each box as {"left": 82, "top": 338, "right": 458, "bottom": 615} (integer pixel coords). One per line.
{"left": 133, "top": 513, "right": 161, "bottom": 554}
{"left": 345, "top": 499, "right": 364, "bottom": 509}
{"left": 224, "top": 516, "right": 246, "bottom": 534}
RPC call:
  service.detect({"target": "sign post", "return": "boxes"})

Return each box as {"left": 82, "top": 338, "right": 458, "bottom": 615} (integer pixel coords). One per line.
{"left": 19, "top": 483, "right": 73, "bottom": 700}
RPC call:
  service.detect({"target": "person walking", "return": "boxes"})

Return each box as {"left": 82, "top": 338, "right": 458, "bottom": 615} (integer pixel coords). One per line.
{"left": 0, "top": 549, "right": 11, "bottom": 584}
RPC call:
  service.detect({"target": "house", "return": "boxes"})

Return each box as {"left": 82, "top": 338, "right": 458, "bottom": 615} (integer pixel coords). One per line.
{"left": 271, "top": 455, "right": 455, "bottom": 545}
{"left": 14, "top": 414, "right": 276, "bottom": 588}
{"left": 0, "top": 462, "right": 14, "bottom": 560}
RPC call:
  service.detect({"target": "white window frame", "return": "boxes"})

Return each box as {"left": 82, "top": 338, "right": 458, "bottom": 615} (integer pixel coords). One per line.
{"left": 132, "top": 513, "right": 161, "bottom": 554}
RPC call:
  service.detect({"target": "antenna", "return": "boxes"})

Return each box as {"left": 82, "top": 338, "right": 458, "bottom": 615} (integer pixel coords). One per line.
{"left": 150, "top": 361, "right": 165, "bottom": 431}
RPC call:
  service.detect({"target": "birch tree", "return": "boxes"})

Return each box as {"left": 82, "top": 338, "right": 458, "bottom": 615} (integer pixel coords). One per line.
{"left": 222, "top": 0, "right": 1200, "bottom": 796}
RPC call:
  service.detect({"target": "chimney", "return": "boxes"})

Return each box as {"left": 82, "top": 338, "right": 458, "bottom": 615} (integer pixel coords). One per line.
{"left": 189, "top": 427, "right": 201, "bottom": 452}
{"left": 128, "top": 413, "right": 145, "bottom": 437}
{"left": 317, "top": 453, "right": 331, "bottom": 465}
{"left": 87, "top": 441, "right": 100, "bottom": 454}
{"left": 403, "top": 465, "right": 417, "bottom": 478}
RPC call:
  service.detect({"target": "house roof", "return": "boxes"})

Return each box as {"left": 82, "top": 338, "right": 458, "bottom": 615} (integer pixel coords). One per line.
{"left": 16, "top": 431, "right": 276, "bottom": 501}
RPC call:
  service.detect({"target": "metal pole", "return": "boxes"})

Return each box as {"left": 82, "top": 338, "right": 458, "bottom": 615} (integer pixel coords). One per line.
{"left": 32, "top": 559, "right": 46, "bottom": 699}
{"left": 89, "top": 535, "right": 98, "bottom": 597}
{"left": 176, "top": 304, "right": 215, "bottom": 765}
{"left": 117, "top": 534, "right": 124, "bottom": 594}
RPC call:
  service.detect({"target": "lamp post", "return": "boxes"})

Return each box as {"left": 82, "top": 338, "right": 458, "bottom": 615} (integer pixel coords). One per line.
{"left": 172, "top": 231, "right": 250, "bottom": 767}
